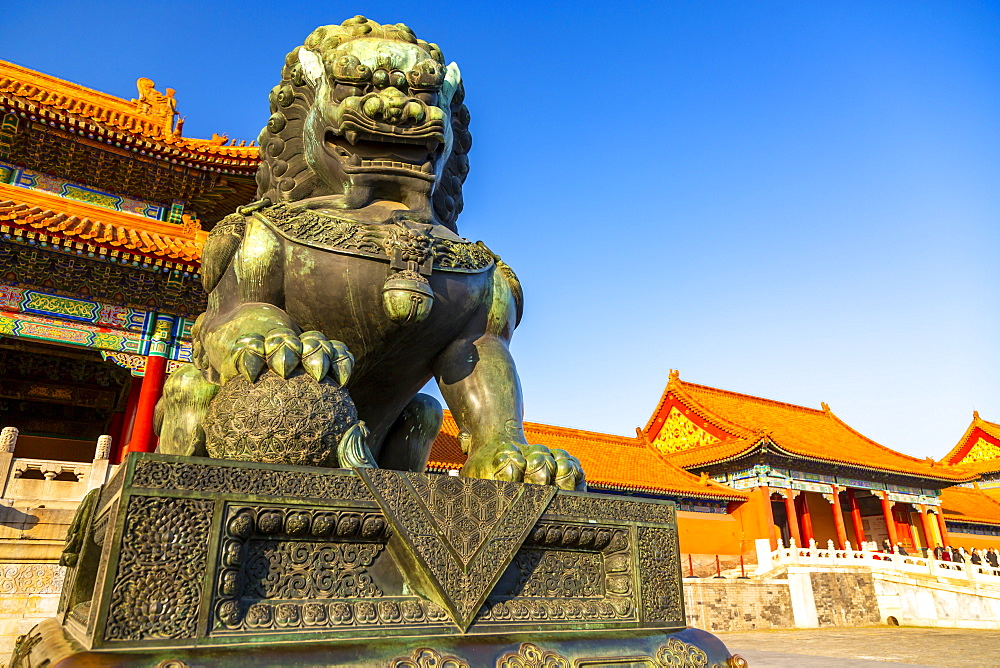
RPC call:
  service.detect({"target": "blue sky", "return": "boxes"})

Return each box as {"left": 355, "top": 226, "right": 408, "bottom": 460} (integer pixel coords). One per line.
{"left": 5, "top": 1, "right": 999, "bottom": 459}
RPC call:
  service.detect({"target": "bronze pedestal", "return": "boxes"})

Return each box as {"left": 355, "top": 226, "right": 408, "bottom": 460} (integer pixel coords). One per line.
{"left": 10, "top": 453, "right": 743, "bottom": 667}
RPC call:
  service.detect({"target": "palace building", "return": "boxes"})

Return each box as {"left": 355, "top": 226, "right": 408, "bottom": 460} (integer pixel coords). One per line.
{"left": 2, "top": 58, "right": 999, "bottom": 575}
{"left": 0, "top": 59, "right": 256, "bottom": 465}
{"left": 426, "top": 374, "right": 1000, "bottom": 557}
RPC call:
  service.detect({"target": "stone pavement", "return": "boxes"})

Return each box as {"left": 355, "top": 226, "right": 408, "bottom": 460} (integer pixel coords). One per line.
{"left": 714, "top": 627, "right": 1000, "bottom": 667}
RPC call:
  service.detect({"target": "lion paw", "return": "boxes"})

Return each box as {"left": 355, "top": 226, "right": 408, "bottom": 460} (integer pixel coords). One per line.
{"left": 225, "top": 328, "right": 354, "bottom": 384}
{"left": 466, "top": 442, "right": 585, "bottom": 491}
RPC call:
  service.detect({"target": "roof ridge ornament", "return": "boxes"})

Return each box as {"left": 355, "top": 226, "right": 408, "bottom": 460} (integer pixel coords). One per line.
{"left": 132, "top": 77, "right": 181, "bottom": 137}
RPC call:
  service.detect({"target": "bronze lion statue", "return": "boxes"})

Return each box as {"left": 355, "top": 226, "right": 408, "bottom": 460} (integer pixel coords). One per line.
{"left": 155, "top": 16, "right": 585, "bottom": 490}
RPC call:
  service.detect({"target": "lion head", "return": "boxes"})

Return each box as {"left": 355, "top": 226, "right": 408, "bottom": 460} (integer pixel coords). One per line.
{"left": 255, "top": 16, "right": 472, "bottom": 230}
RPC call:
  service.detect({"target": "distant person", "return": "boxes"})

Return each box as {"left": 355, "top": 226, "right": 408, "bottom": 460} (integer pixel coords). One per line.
{"left": 951, "top": 546, "right": 964, "bottom": 563}
{"left": 895, "top": 542, "right": 908, "bottom": 555}
{"left": 941, "top": 546, "right": 952, "bottom": 562}
{"left": 970, "top": 548, "right": 983, "bottom": 566}
{"left": 986, "top": 548, "right": 999, "bottom": 568}
{"left": 882, "top": 539, "right": 892, "bottom": 553}
{"left": 933, "top": 545, "right": 945, "bottom": 560}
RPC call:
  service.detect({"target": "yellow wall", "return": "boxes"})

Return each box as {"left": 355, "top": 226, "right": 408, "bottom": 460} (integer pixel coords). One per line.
{"left": 803, "top": 491, "right": 837, "bottom": 545}
{"left": 946, "top": 532, "right": 1000, "bottom": 551}
{"left": 677, "top": 510, "right": 746, "bottom": 555}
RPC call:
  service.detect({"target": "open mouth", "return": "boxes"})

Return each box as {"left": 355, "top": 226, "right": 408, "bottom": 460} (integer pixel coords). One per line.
{"left": 325, "top": 120, "right": 445, "bottom": 181}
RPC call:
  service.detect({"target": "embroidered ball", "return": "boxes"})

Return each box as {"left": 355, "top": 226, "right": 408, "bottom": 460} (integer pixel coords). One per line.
{"left": 203, "top": 370, "right": 358, "bottom": 467}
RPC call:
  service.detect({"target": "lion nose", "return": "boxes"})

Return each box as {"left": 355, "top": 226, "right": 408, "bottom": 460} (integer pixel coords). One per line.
{"left": 361, "top": 92, "right": 425, "bottom": 124}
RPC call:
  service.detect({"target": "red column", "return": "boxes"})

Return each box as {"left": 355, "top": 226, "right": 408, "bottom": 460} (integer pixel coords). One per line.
{"left": 107, "top": 411, "right": 125, "bottom": 454}
{"left": 784, "top": 491, "right": 802, "bottom": 545}
{"left": 847, "top": 488, "right": 866, "bottom": 546}
{"left": 880, "top": 491, "right": 899, "bottom": 547}
{"left": 760, "top": 486, "right": 777, "bottom": 549}
{"left": 126, "top": 354, "right": 167, "bottom": 455}
{"left": 797, "top": 493, "right": 815, "bottom": 545}
{"left": 113, "top": 378, "right": 144, "bottom": 464}
{"left": 126, "top": 313, "right": 175, "bottom": 456}
{"left": 830, "top": 485, "right": 849, "bottom": 550}
{"left": 919, "top": 504, "right": 938, "bottom": 549}
{"left": 935, "top": 509, "right": 950, "bottom": 547}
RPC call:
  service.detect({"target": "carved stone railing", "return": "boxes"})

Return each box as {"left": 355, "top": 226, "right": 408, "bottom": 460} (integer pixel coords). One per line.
{"left": 755, "top": 537, "right": 1000, "bottom": 585}
{"left": 0, "top": 428, "right": 114, "bottom": 502}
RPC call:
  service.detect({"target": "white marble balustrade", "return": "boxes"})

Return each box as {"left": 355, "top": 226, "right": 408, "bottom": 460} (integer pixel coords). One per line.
{"left": 0, "top": 428, "right": 114, "bottom": 502}
{"left": 755, "top": 537, "right": 1000, "bottom": 584}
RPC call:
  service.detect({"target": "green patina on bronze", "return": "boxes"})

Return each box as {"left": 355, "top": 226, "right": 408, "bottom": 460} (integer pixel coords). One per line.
{"left": 154, "top": 15, "right": 585, "bottom": 491}
{"left": 10, "top": 18, "right": 746, "bottom": 667}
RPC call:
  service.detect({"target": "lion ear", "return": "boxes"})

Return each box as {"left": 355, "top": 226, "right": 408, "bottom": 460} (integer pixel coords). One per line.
{"left": 298, "top": 48, "right": 325, "bottom": 87}
{"left": 440, "top": 62, "right": 462, "bottom": 109}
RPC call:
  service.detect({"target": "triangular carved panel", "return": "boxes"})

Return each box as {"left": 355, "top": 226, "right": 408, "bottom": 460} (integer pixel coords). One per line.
{"left": 357, "top": 469, "right": 554, "bottom": 630}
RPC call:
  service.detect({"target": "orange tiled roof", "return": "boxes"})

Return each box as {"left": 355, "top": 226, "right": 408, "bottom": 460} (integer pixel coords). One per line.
{"left": 648, "top": 374, "right": 974, "bottom": 483}
{"left": 941, "top": 412, "right": 1000, "bottom": 475}
{"left": 429, "top": 411, "right": 746, "bottom": 501}
{"left": 0, "top": 60, "right": 259, "bottom": 171}
{"left": 940, "top": 486, "right": 1000, "bottom": 527}
{"left": 0, "top": 182, "right": 204, "bottom": 264}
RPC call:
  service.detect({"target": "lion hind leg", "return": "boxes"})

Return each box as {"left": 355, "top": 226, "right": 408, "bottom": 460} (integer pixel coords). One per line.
{"left": 153, "top": 363, "right": 220, "bottom": 457}
{"left": 378, "top": 393, "right": 443, "bottom": 473}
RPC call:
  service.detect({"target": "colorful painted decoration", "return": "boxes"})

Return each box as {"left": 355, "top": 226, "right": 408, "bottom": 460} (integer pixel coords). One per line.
{"left": 961, "top": 437, "right": 1000, "bottom": 464}
{"left": 652, "top": 407, "right": 721, "bottom": 455}
{"left": 1, "top": 160, "right": 169, "bottom": 221}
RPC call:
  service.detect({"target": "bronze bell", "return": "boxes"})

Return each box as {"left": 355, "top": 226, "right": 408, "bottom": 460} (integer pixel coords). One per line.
{"left": 382, "top": 271, "right": 434, "bottom": 325}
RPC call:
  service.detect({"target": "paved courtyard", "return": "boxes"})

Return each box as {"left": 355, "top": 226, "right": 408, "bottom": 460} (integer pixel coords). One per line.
{"left": 714, "top": 627, "right": 1000, "bottom": 667}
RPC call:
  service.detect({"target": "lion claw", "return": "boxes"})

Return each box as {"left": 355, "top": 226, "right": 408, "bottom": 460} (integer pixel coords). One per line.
{"left": 469, "top": 441, "right": 585, "bottom": 491}
{"left": 227, "top": 328, "right": 353, "bottom": 384}
{"left": 231, "top": 333, "right": 266, "bottom": 382}
{"left": 330, "top": 340, "right": 355, "bottom": 386}
{"left": 265, "top": 328, "right": 302, "bottom": 378}
{"left": 301, "top": 331, "right": 333, "bottom": 381}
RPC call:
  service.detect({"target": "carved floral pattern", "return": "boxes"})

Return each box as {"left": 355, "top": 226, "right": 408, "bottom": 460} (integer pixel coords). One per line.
{"left": 638, "top": 526, "right": 683, "bottom": 624}
{"left": 653, "top": 636, "right": 744, "bottom": 668}
{"left": 131, "top": 458, "right": 369, "bottom": 499}
{"left": 258, "top": 206, "right": 494, "bottom": 273}
{"left": 245, "top": 540, "right": 383, "bottom": 599}
{"left": 389, "top": 647, "right": 470, "bottom": 668}
{"left": 0, "top": 563, "right": 65, "bottom": 594}
{"left": 511, "top": 549, "right": 603, "bottom": 598}
{"left": 478, "top": 523, "right": 636, "bottom": 625}
{"left": 210, "top": 504, "right": 455, "bottom": 634}
{"left": 544, "top": 493, "right": 676, "bottom": 525}
{"left": 104, "top": 496, "right": 213, "bottom": 641}
{"left": 496, "top": 642, "right": 569, "bottom": 668}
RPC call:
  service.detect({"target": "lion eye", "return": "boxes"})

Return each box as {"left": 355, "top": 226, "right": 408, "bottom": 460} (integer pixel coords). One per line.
{"left": 389, "top": 70, "right": 408, "bottom": 90}
{"left": 333, "top": 83, "right": 365, "bottom": 102}
{"left": 415, "top": 92, "right": 438, "bottom": 106}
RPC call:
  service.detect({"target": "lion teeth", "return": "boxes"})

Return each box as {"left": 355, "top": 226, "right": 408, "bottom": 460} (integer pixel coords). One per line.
{"left": 345, "top": 131, "right": 359, "bottom": 145}
{"left": 354, "top": 158, "right": 426, "bottom": 173}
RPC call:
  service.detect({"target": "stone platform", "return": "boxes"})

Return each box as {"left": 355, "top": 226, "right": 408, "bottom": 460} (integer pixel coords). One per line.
{"left": 10, "top": 453, "right": 743, "bottom": 667}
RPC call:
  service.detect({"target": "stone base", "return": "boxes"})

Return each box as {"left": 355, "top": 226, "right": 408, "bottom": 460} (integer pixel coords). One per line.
{"left": 9, "top": 453, "right": 744, "bottom": 667}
